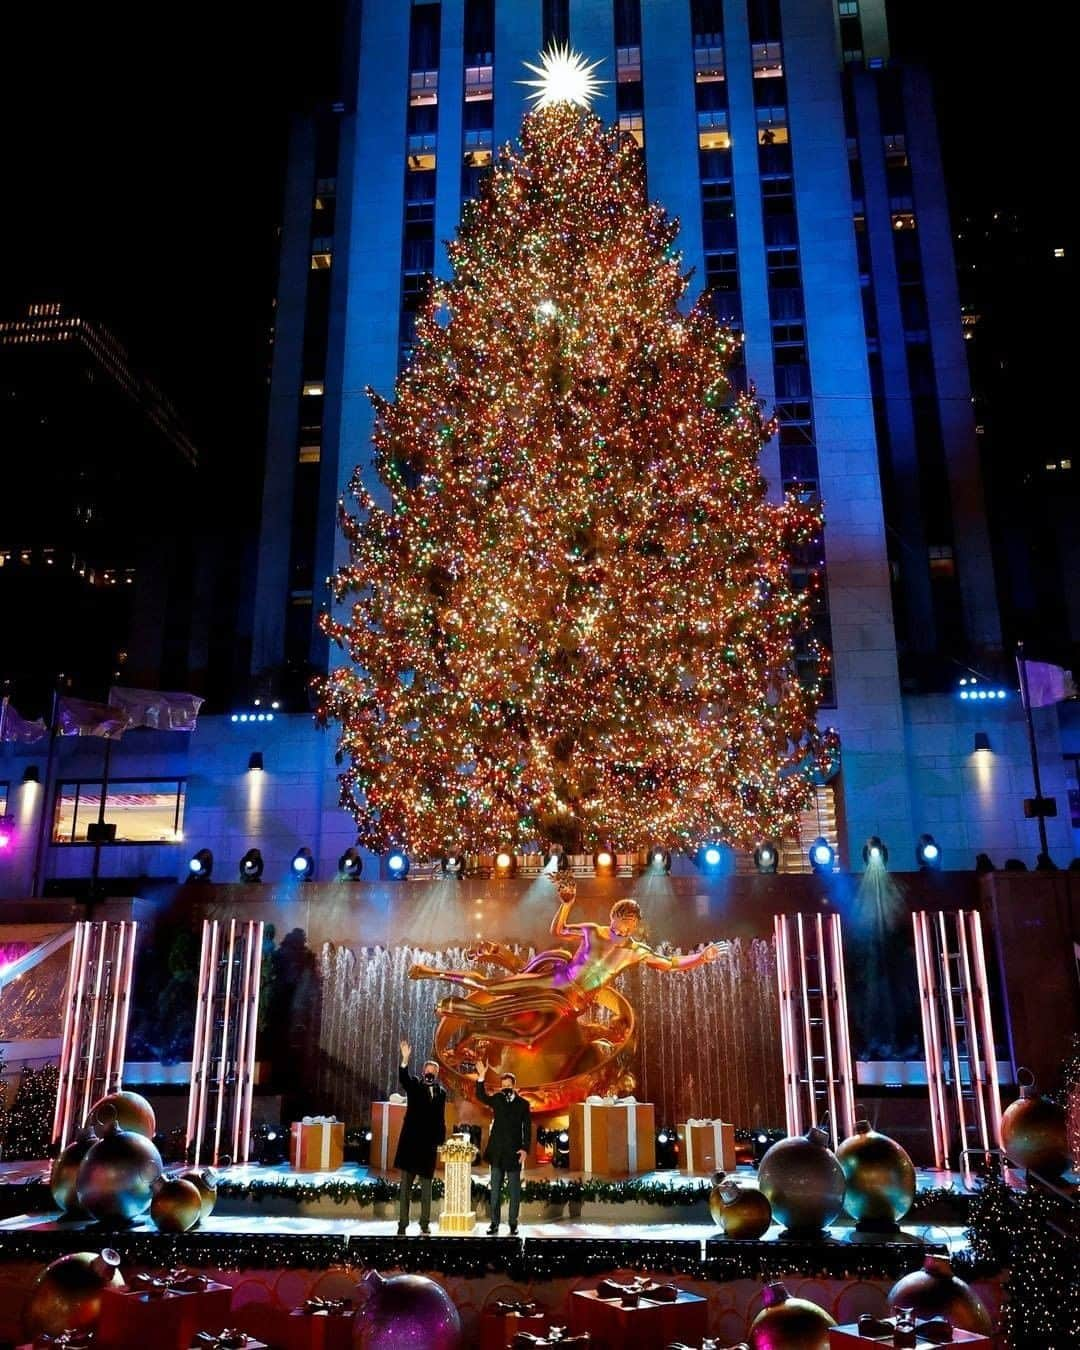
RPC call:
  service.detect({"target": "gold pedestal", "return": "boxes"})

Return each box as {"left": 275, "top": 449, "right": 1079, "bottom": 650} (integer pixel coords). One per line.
{"left": 437, "top": 1132, "right": 479, "bottom": 1234}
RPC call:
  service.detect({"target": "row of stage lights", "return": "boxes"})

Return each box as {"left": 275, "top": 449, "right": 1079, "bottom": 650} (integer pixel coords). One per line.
{"left": 185, "top": 834, "right": 946, "bottom": 881}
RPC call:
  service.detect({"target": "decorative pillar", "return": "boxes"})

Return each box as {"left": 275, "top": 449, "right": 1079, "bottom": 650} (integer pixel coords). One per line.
{"left": 437, "top": 1132, "right": 478, "bottom": 1232}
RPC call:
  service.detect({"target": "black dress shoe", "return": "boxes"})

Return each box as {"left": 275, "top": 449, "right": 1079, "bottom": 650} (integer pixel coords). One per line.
{"left": 395, "top": 1228, "right": 407, "bottom": 1237}
{"left": 508, "top": 1225, "right": 518, "bottom": 1235}
{"left": 486, "top": 1224, "right": 499, "bottom": 1235}
{"left": 420, "top": 1227, "right": 431, "bottom": 1235}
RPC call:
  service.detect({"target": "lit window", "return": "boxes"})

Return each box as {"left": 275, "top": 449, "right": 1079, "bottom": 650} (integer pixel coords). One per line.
{"left": 1062, "top": 458, "right": 1073, "bottom": 469}
{"left": 315, "top": 176, "right": 337, "bottom": 197}
{"left": 756, "top": 108, "right": 788, "bottom": 145}
{"left": 842, "top": 47, "right": 863, "bottom": 65}
{"left": 465, "top": 65, "right": 493, "bottom": 101}
{"left": 751, "top": 42, "right": 783, "bottom": 78}
{"left": 838, "top": 0, "right": 859, "bottom": 14}
{"left": 407, "top": 134, "right": 438, "bottom": 171}
{"left": 892, "top": 211, "right": 916, "bottom": 231}
{"left": 1053, "top": 247, "right": 1066, "bottom": 259}
{"left": 310, "top": 235, "right": 333, "bottom": 270}
{"left": 694, "top": 45, "right": 725, "bottom": 82}
{"left": 616, "top": 45, "right": 642, "bottom": 83}
{"left": 52, "top": 780, "right": 186, "bottom": 845}
{"left": 618, "top": 112, "right": 644, "bottom": 147}
{"left": 0, "top": 782, "right": 8, "bottom": 815}
{"left": 697, "top": 109, "right": 730, "bottom": 150}
{"left": 928, "top": 545, "right": 955, "bottom": 578}
{"left": 303, "top": 381, "right": 324, "bottom": 397}
{"left": 409, "top": 69, "right": 439, "bottom": 106}
{"left": 884, "top": 133, "right": 908, "bottom": 167}
{"left": 298, "top": 444, "right": 321, "bottom": 464}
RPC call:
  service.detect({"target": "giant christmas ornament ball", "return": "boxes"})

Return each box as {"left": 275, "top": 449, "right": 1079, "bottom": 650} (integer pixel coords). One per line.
{"left": 353, "top": 1270, "right": 462, "bottom": 1349}
{"left": 749, "top": 1281, "right": 834, "bottom": 1349}
{"left": 710, "top": 1176, "right": 773, "bottom": 1239}
{"left": 999, "top": 1068, "right": 1070, "bottom": 1177}
{"left": 757, "top": 1124, "right": 846, "bottom": 1235}
{"left": 75, "top": 1118, "right": 163, "bottom": 1223}
{"left": 150, "top": 1177, "right": 203, "bottom": 1233}
{"left": 887, "top": 1255, "right": 992, "bottom": 1334}
{"left": 50, "top": 1131, "right": 96, "bottom": 1214}
{"left": 22, "top": 1248, "right": 123, "bottom": 1338}
{"left": 177, "top": 1165, "right": 218, "bottom": 1223}
{"left": 837, "top": 1117, "right": 916, "bottom": 1226}
{"left": 86, "top": 1089, "right": 156, "bottom": 1139}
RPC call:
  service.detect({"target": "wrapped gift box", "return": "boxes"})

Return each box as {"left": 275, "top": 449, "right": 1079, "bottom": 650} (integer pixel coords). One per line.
{"left": 17, "top": 1334, "right": 96, "bottom": 1348}
{"left": 569, "top": 1286, "right": 707, "bottom": 1348}
{"left": 829, "top": 1318, "right": 991, "bottom": 1348}
{"left": 568, "top": 1100, "right": 656, "bottom": 1176}
{"left": 99, "top": 1274, "right": 233, "bottom": 1348}
{"left": 290, "top": 1117, "right": 345, "bottom": 1171}
{"left": 276, "top": 1298, "right": 354, "bottom": 1350}
{"left": 370, "top": 1101, "right": 406, "bottom": 1173}
{"left": 677, "top": 1119, "right": 736, "bottom": 1175}
{"left": 479, "top": 1300, "right": 547, "bottom": 1350}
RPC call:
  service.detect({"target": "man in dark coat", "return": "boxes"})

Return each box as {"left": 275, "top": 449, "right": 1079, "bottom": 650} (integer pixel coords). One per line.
{"left": 394, "top": 1039, "right": 447, "bottom": 1235}
{"left": 474, "top": 1058, "right": 531, "bottom": 1235}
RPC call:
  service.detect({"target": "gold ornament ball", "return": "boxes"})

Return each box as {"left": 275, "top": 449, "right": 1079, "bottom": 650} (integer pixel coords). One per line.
{"left": 22, "top": 1249, "right": 123, "bottom": 1338}
{"left": 150, "top": 1177, "right": 204, "bottom": 1233}
{"left": 49, "top": 1132, "right": 96, "bottom": 1214}
{"left": 999, "top": 1070, "right": 1070, "bottom": 1177}
{"left": 749, "top": 1281, "right": 834, "bottom": 1350}
{"left": 76, "top": 1120, "right": 164, "bottom": 1223}
{"left": 887, "top": 1255, "right": 992, "bottom": 1335}
{"left": 757, "top": 1124, "right": 846, "bottom": 1235}
{"left": 176, "top": 1166, "right": 219, "bottom": 1223}
{"left": 710, "top": 1177, "right": 773, "bottom": 1239}
{"left": 86, "top": 1089, "right": 156, "bottom": 1139}
{"left": 837, "top": 1119, "right": 916, "bottom": 1226}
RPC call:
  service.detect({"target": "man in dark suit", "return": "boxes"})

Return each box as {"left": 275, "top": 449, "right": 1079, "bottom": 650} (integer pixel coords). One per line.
{"left": 474, "top": 1058, "right": 531, "bottom": 1235}
{"left": 394, "top": 1039, "right": 447, "bottom": 1235}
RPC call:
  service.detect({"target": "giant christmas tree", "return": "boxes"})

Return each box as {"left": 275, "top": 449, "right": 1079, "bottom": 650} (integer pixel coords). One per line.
{"left": 319, "top": 74, "right": 833, "bottom": 857}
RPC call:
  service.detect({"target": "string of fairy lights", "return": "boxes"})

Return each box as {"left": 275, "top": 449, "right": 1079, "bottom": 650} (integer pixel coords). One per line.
{"left": 317, "top": 97, "right": 837, "bottom": 858}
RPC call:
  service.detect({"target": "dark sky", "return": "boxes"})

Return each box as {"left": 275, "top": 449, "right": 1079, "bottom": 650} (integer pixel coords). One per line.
{"left": 0, "top": 0, "right": 1069, "bottom": 468}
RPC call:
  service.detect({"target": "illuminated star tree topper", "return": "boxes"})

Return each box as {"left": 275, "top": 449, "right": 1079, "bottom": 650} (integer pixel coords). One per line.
{"left": 318, "top": 101, "right": 834, "bottom": 857}
{"left": 520, "top": 44, "right": 606, "bottom": 109}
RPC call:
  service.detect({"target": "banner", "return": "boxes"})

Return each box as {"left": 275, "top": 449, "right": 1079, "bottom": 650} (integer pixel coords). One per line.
{"left": 0, "top": 696, "right": 47, "bottom": 744}
{"left": 57, "top": 696, "right": 127, "bottom": 739}
{"left": 108, "top": 686, "right": 204, "bottom": 732}
{"left": 1018, "top": 659, "right": 1076, "bottom": 709}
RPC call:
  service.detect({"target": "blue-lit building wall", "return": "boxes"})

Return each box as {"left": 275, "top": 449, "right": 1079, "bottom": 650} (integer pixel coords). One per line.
{"left": 6, "top": 0, "right": 1057, "bottom": 895}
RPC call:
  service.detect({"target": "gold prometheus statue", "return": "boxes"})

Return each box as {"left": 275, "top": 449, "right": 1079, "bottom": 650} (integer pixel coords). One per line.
{"left": 409, "top": 876, "right": 723, "bottom": 1112}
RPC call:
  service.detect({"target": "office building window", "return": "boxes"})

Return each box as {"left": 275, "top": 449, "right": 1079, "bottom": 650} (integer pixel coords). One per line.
{"left": 298, "top": 443, "right": 321, "bottom": 464}
{"left": 691, "top": 0, "right": 725, "bottom": 40}
{"left": 618, "top": 112, "right": 644, "bottom": 147}
{"left": 543, "top": 0, "right": 569, "bottom": 47}
{"left": 465, "top": 64, "right": 493, "bottom": 100}
{"left": 0, "top": 782, "right": 8, "bottom": 816}
{"left": 928, "top": 545, "right": 955, "bottom": 578}
{"left": 838, "top": 0, "right": 859, "bottom": 13}
{"left": 694, "top": 45, "right": 725, "bottom": 81}
{"left": 409, "top": 70, "right": 439, "bottom": 106}
{"left": 616, "top": 46, "right": 642, "bottom": 83}
{"left": 751, "top": 41, "right": 783, "bottom": 78}
{"left": 407, "top": 134, "right": 438, "bottom": 171}
{"left": 698, "top": 109, "right": 731, "bottom": 150}
{"left": 52, "top": 780, "right": 186, "bottom": 845}
{"left": 302, "top": 381, "right": 324, "bottom": 398}
{"left": 756, "top": 107, "right": 788, "bottom": 145}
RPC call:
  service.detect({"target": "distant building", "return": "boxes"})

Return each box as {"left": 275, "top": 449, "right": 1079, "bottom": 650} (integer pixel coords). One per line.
{"left": 0, "top": 302, "right": 205, "bottom": 712}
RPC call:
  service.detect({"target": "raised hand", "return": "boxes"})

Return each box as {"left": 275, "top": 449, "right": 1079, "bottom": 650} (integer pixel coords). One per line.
{"left": 474, "top": 1057, "right": 488, "bottom": 1080}
{"left": 400, "top": 1039, "right": 411, "bottom": 1062}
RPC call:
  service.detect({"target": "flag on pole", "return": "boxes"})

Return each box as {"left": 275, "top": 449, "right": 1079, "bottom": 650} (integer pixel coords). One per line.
{"left": 1017, "top": 659, "right": 1077, "bottom": 709}
{"left": 0, "top": 696, "right": 48, "bottom": 744}
{"left": 57, "top": 697, "right": 128, "bottom": 739}
{"left": 107, "top": 686, "right": 204, "bottom": 732}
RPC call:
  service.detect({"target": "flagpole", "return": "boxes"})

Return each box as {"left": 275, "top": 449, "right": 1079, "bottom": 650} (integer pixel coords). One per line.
{"left": 31, "top": 685, "right": 62, "bottom": 898}
{"left": 1016, "top": 641, "right": 1049, "bottom": 859}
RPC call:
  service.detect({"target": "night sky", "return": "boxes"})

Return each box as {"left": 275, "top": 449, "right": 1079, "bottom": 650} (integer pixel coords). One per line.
{"left": 0, "top": 0, "right": 1069, "bottom": 474}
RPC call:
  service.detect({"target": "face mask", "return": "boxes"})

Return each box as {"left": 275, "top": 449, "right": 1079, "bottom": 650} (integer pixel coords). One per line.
{"left": 423, "top": 1071, "right": 436, "bottom": 1084}
{"left": 502, "top": 1087, "right": 515, "bottom": 1099}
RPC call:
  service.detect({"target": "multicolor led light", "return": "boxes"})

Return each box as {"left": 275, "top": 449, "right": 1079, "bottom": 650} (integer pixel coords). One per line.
{"left": 318, "top": 103, "right": 833, "bottom": 855}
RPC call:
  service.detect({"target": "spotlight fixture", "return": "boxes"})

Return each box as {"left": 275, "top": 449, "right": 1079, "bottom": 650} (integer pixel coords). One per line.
{"left": 862, "top": 835, "right": 888, "bottom": 867}
{"left": 291, "top": 847, "right": 315, "bottom": 881}
{"left": 337, "top": 847, "right": 363, "bottom": 880}
{"left": 753, "top": 841, "right": 779, "bottom": 875}
{"left": 247, "top": 751, "right": 264, "bottom": 772}
{"left": 697, "top": 842, "right": 727, "bottom": 873}
{"left": 542, "top": 845, "right": 569, "bottom": 873}
{"left": 239, "top": 848, "right": 264, "bottom": 883}
{"left": 974, "top": 852, "right": 996, "bottom": 874}
{"left": 808, "top": 836, "right": 835, "bottom": 873}
{"left": 441, "top": 852, "right": 465, "bottom": 879}
{"left": 386, "top": 849, "right": 410, "bottom": 879}
{"left": 21, "top": 765, "right": 40, "bottom": 785}
{"left": 187, "top": 848, "right": 213, "bottom": 881}
{"left": 493, "top": 850, "right": 516, "bottom": 876}
{"left": 1003, "top": 858, "right": 1028, "bottom": 872}
{"left": 916, "top": 833, "right": 941, "bottom": 870}
{"left": 593, "top": 848, "right": 615, "bottom": 875}
{"left": 647, "top": 847, "right": 672, "bottom": 874}
{"left": 973, "top": 732, "right": 992, "bottom": 754}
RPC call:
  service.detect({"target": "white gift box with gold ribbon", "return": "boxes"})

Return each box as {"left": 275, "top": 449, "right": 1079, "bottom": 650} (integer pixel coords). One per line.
{"left": 677, "top": 1117, "right": 736, "bottom": 1174}
{"left": 568, "top": 1097, "right": 656, "bottom": 1176}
